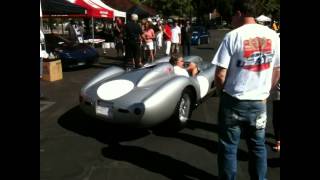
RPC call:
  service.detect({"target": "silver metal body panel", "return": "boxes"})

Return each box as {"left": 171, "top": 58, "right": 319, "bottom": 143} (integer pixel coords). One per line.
{"left": 80, "top": 56, "right": 216, "bottom": 128}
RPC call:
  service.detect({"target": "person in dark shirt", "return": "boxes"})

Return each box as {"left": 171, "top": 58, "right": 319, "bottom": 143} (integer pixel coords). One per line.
{"left": 65, "top": 20, "right": 78, "bottom": 43}
{"left": 113, "top": 17, "right": 124, "bottom": 57}
{"left": 181, "top": 20, "right": 192, "bottom": 56}
{"left": 123, "top": 14, "right": 143, "bottom": 68}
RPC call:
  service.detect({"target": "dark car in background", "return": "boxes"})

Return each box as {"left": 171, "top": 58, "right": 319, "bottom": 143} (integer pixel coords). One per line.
{"left": 191, "top": 26, "right": 210, "bottom": 45}
{"left": 44, "top": 33, "right": 99, "bottom": 69}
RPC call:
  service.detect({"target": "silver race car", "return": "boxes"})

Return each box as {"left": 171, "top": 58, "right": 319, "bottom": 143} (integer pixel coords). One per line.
{"left": 79, "top": 56, "right": 216, "bottom": 130}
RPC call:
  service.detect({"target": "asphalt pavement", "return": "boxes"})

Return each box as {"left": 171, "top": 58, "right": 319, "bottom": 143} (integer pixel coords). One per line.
{"left": 40, "top": 29, "right": 280, "bottom": 180}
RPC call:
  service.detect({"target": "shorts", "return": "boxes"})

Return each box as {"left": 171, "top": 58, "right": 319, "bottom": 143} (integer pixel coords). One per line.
{"left": 144, "top": 41, "right": 154, "bottom": 50}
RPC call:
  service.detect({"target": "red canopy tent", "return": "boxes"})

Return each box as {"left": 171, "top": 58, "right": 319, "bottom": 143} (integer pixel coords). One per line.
{"left": 67, "top": 0, "right": 113, "bottom": 18}
{"left": 67, "top": 0, "right": 114, "bottom": 42}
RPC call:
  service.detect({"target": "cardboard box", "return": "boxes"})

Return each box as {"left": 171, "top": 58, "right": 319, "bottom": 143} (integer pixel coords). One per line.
{"left": 42, "top": 59, "right": 63, "bottom": 82}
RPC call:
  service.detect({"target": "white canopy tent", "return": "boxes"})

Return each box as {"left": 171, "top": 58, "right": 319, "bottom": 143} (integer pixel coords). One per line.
{"left": 113, "top": 9, "right": 126, "bottom": 19}
{"left": 255, "top": 15, "right": 271, "bottom": 22}
{"left": 89, "top": 0, "right": 126, "bottom": 22}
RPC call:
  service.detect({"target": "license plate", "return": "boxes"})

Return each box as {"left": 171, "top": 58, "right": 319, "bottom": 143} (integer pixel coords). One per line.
{"left": 96, "top": 101, "right": 113, "bottom": 118}
{"left": 78, "top": 62, "right": 85, "bottom": 66}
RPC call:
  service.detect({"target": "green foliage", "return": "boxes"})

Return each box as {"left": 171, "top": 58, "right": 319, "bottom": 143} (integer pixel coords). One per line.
{"left": 141, "top": 0, "right": 279, "bottom": 21}
{"left": 143, "top": 0, "right": 195, "bottom": 18}
{"left": 131, "top": 0, "right": 141, "bottom": 4}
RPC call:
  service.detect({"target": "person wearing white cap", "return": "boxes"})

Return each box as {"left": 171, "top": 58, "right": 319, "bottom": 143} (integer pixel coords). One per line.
{"left": 131, "top": 13, "right": 138, "bottom": 21}
{"left": 123, "top": 14, "right": 143, "bottom": 68}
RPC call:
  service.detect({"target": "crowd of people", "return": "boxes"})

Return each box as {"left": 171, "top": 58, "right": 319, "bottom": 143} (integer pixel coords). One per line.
{"left": 114, "top": 14, "right": 194, "bottom": 68}
{"left": 60, "top": 14, "right": 193, "bottom": 69}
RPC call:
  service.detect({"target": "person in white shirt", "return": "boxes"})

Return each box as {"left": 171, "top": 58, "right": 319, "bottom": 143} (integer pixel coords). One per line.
{"left": 211, "top": 0, "right": 280, "bottom": 179}
{"left": 170, "top": 21, "right": 181, "bottom": 54}
{"left": 156, "top": 20, "right": 163, "bottom": 50}
{"left": 169, "top": 53, "right": 198, "bottom": 77}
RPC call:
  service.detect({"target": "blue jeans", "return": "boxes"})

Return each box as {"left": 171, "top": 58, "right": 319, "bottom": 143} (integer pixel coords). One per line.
{"left": 40, "top": 57, "right": 43, "bottom": 77}
{"left": 218, "top": 92, "right": 267, "bottom": 180}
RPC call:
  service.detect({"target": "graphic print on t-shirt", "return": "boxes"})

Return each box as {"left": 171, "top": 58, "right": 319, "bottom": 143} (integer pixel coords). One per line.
{"left": 237, "top": 37, "right": 273, "bottom": 72}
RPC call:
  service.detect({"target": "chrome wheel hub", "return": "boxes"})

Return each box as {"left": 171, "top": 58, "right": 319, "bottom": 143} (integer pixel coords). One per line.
{"left": 179, "top": 96, "right": 190, "bottom": 122}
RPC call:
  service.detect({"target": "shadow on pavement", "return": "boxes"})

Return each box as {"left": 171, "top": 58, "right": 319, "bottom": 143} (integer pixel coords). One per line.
{"left": 184, "top": 120, "right": 249, "bottom": 161}
{"left": 100, "top": 55, "right": 124, "bottom": 61}
{"left": 57, "top": 105, "right": 150, "bottom": 145}
{"left": 196, "top": 47, "right": 215, "bottom": 50}
{"left": 265, "top": 132, "right": 275, "bottom": 139}
{"left": 91, "top": 62, "right": 122, "bottom": 69}
{"left": 186, "top": 120, "right": 218, "bottom": 132}
{"left": 62, "top": 65, "right": 92, "bottom": 72}
{"left": 267, "top": 157, "right": 280, "bottom": 168}
{"left": 186, "top": 120, "right": 280, "bottom": 164}
{"left": 102, "top": 144, "right": 218, "bottom": 180}
{"left": 176, "top": 132, "right": 249, "bottom": 161}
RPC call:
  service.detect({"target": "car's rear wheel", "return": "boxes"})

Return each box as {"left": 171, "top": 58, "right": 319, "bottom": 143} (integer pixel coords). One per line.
{"left": 152, "top": 89, "right": 193, "bottom": 135}
{"left": 168, "top": 89, "right": 192, "bottom": 130}
{"left": 176, "top": 92, "right": 191, "bottom": 124}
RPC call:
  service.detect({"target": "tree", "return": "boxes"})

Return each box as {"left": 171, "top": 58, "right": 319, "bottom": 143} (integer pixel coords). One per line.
{"left": 214, "top": 0, "right": 233, "bottom": 23}
{"left": 141, "top": 0, "right": 279, "bottom": 23}
{"left": 143, "top": 0, "right": 195, "bottom": 18}
{"left": 131, "top": 0, "right": 141, "bottom": 4}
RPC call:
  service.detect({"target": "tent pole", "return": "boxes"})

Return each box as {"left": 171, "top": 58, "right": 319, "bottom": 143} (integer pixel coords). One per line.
{"left": 40, "top": 1, "right": 47, "bottom": 52}
{"left": 62, "top": 18, "right": 65, "bottom": 35}
{"left": 91, "top": 16, "right": 94, "bottom": 47}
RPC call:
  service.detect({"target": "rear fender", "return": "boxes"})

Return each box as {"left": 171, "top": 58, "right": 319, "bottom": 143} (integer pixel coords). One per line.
{"left": 81, "top": 66, "right": 125, "bottom": 94}
{"left": 141, "top": 76, "right": 194, "bottom": 124}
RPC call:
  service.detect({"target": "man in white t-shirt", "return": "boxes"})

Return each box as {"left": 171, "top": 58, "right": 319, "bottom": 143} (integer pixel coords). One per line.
{"left": 171, "top": 21, "right": 181, "bottom": 54}
{"left": 211, "top": 0, "right": 280, "bottom": 179}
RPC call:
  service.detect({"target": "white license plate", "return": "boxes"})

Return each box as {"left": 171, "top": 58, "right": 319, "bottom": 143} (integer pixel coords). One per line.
{"left": 96, "top": 105, "right": 111, "bottom": 117}
{"left": 78, "top": 62, "right": 85, "bottom": 66}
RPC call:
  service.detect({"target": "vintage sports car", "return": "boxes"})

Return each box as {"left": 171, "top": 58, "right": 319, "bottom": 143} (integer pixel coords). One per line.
{"left": 79, "top": 56, "right": 216, "bottom": 130}
{"left": 44, "top": 33, "right": 99, "bottom": 69}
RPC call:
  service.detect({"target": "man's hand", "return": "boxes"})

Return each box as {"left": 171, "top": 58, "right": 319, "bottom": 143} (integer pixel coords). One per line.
{"left": 271, "top": 67, "right": 280, "bottom": 89}
{"left": 214, "top": 66, "right": 227, "bottom": 91}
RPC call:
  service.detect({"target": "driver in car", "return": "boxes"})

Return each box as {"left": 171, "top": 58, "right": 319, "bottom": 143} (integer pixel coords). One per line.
{"left": 169, "top": 53, "right": 198, "bottom": 77}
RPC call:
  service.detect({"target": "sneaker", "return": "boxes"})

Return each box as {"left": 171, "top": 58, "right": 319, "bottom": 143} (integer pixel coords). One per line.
{"left": 272, "top": 141, "right": 280, "bottom": 152}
